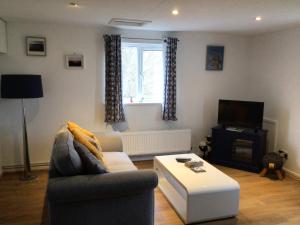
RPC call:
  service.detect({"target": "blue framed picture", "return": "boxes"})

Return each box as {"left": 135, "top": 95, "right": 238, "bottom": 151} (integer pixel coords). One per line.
{"left": 206, "top": 46, "right": 224, "bottom": 71}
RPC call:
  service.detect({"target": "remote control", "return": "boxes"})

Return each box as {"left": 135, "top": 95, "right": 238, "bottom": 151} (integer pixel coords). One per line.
{"left": 176, "top": 158, "right": 192, "bottom": 163}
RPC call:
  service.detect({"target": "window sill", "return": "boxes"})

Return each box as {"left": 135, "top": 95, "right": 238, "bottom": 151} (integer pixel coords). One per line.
{"left": 124, "top": 103, "right": 162, "bottom": 106}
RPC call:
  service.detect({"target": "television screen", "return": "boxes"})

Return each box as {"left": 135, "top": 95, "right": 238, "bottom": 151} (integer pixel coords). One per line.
{"left": 218, "top": 100, "right": 264, "bottom": 129}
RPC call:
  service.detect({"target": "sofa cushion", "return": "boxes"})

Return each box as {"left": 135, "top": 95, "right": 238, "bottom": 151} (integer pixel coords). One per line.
{"left": 52, "top": 128, "right": 83, "bottom": 176}
{"left": 103, "top": 152, "right": 137, "bottom": 173}
{"left": 73, "top": 140, "right": 107, "bottom": 174}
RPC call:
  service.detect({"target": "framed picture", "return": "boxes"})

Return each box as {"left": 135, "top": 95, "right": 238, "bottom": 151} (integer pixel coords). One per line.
{"left": 65, "top": 54, "right": 84, "bottom": 69}
{"left": 26, "top": 36, "right": 46, "bottom": 56}
{"left": 206, "top": 45, "right": 224, "bottom": 71}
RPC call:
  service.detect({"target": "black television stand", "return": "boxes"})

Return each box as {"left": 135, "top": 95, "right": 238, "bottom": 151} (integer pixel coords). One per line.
{"left": 210, "top": 125, "right": 267, "bottom": 173}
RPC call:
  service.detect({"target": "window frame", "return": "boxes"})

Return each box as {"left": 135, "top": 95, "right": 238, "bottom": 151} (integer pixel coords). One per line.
{"left": 121, "top": 41, "right": 164, "bottom": 105}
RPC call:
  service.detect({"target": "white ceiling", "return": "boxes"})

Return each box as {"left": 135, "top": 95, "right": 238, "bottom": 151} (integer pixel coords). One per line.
{"left": 1, "top": 0, "right": 300, "bottom": 35}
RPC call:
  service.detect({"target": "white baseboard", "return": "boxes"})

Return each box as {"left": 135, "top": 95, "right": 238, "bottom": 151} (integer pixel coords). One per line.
{"left": 2, "top": 162, "right": 50, "bottom": 173}
{"left": 283, "top": 167, "right": 300, "bottom": 180}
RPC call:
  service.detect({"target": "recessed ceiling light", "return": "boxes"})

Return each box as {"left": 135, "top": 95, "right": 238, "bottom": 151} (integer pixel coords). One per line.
{"left": 255, "top": 16, "right": 262, "bottom": 21}
{"left": 172, "top": 9, "right": 179, "bottom": 15}
{"left": 69, "top": 2, "right": 79, "bottom": 7}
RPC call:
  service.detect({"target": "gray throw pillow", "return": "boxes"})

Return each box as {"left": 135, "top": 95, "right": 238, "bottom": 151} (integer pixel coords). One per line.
{"left": 52, "top": 129, "right": 83, "bottom": 176}
{"left": 73, "top": 140, "right": 107, "bottom": 174}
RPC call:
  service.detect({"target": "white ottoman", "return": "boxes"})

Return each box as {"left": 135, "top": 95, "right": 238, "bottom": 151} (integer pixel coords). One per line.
{"left": 154, "top": 153, "right": 240, "bottom": 224}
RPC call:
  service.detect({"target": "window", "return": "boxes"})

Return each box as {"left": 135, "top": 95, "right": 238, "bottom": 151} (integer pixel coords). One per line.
{"left": 121, "top": 42, "right": 164, "bottom": 104}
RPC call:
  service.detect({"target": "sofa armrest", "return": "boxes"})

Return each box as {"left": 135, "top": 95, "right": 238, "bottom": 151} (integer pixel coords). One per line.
{"left": 94, "top": 131, "right": 123, "bottom": 152}
{"left": 47, "top": 169, "right": 158, "bottom": 204}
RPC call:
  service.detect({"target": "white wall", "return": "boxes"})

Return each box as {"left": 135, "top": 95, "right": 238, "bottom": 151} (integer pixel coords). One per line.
{"left": 175, "top": 32, "right": 252, "bottom": 147}
{"left": 0, "top": 21, "right": 106, "bottom": 167}
{"left": 249, "top": 27, "right": 300, "bottom": 176}
{"left": 0, "top": 21, "right": 251, "bottom": 167}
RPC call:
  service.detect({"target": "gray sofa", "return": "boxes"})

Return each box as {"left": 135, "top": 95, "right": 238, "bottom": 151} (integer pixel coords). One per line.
{"left": 47, "top": 128, "right": 158, "bottom": 225}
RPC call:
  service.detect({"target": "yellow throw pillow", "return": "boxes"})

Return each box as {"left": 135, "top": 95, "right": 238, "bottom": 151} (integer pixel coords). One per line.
{"left": 68, "top": 127, "right": 104, "bottom": 162}
{"left": 83, "top": 133, "right": 102, "bottom": 152}
{"left": 67, "top": 121, "right": 95, "bottom": 138}
{"left": 67, "top": 121, "right": 102, "bottom": 151}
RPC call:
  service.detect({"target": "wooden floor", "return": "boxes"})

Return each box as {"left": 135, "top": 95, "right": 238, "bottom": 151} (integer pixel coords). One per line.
{"left": 1, "top": 161, "right": 300, "bottom": 225}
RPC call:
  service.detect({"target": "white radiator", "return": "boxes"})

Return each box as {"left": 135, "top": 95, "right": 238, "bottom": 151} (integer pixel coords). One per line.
{"left": 121, "top": 129, "right": 191, "bottom": 156}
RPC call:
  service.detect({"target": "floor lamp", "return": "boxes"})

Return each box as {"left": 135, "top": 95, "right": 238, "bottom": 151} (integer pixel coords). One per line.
{"left": 1, "top": 74, "right": 43, "bottom": 180}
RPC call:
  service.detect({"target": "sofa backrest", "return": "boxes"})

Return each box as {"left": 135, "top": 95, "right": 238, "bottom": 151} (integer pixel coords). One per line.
{"left": 49, "top": 127, "right": 83, "bottom": 178}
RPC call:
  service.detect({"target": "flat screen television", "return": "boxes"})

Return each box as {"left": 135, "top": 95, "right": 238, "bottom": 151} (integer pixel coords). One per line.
{"left": 218, "top": 100, "right": 264, "bottom": 129}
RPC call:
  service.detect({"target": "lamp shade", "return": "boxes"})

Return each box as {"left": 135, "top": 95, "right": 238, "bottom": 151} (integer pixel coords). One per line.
{"left": 1, "top": 74, "right": 43, "bottom": 99}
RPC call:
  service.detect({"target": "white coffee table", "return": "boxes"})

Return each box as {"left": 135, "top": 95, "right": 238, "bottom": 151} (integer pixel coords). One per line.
{"left": 154, "top": 153, "right": 240, "bottom": 224}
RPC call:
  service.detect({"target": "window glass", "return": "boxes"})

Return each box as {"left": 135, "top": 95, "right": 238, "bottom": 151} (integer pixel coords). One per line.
{"left": 122, "top": 42, "right": 164, "bottom": 104}
{"left": 121, "top": 46, "right": 138, "bottom": 101}
{"left": 142, "top": 50, "right": 164, "bottom": 103}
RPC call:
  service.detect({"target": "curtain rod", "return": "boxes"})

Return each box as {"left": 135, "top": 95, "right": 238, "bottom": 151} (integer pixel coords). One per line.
{"left": 121, "top": 37, "right": 179, "bottom": 42}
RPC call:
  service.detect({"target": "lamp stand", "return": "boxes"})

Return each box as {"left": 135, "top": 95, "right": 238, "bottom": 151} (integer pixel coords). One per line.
{"left": 20, "top": 99, "right": 36, "bottom": 181}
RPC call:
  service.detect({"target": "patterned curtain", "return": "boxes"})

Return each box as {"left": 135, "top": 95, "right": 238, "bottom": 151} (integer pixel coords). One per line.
{"left": 163, "top": 37, "right": 178, "bottom": 121}
{"left": 103, "top": 34, "right": 125, "bottom": 123}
